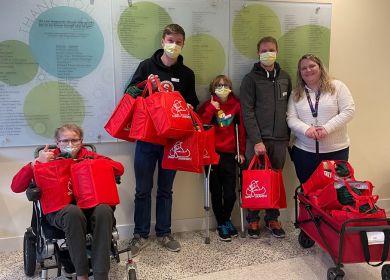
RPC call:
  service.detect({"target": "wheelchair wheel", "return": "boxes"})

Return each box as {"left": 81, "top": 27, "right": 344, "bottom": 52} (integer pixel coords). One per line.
{"left": 23, "top": 228, "right": 37, "bottom": 277}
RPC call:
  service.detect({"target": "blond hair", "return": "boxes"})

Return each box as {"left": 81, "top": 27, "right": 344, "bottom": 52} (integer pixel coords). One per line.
{"left": 54, "top": 124, "right": 83, "bottom": 140}
{"left": 293, "top": 54, "right": 335, "bottom": 102}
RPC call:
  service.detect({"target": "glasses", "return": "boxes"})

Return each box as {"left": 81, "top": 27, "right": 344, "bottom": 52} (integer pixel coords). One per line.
{"left": 57, "top": 138, "right": 82, "bottom": 144}
{"left": 216, "top": 83, "right": 227, "bottom": 88}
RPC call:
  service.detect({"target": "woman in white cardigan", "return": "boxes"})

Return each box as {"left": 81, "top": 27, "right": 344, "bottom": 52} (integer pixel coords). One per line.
{"left": 287, "top": 54, "right": 355, "bottom": 183}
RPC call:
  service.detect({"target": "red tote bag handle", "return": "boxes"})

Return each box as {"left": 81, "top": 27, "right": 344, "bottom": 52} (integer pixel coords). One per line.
{"left": 247, "top": 153, "right": 273, "bottom": 170}
{"left": 342, "top": 180, "right": 378, "bottom": 214}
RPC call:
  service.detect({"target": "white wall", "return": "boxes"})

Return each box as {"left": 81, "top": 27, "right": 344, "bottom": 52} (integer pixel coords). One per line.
{"left": 2, "top": 0, "right": 390, "bottom": 251}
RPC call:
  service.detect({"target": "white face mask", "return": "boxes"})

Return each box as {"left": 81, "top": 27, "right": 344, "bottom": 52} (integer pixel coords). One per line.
{"left": 60, "top": 145, "right": 78, "bottom": 157}
{"left": 163, "top": 43, "right": 182, "bottom": 59}
{"left": 259, "top": 51, "right": 277, "bottom": 66}
{"left": 215, "top": 86, "right": 231, "bottom": 99}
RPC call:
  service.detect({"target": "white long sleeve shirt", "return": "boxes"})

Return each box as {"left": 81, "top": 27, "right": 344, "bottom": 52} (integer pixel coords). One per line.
{"left": 287, "top": 80, "right": 355, "bottom": 153}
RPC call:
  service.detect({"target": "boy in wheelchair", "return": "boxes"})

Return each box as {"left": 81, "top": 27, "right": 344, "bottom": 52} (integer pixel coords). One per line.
{"left": 11, "top": 124, "right": 124, "bottom": 280}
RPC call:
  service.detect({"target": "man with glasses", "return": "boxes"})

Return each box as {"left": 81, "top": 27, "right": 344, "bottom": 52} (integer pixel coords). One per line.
{"left": 11, "top": 123, "right": 124, "bottom": 280}
{"left": 239, "top": 36, "right": 292, "bottom": 239}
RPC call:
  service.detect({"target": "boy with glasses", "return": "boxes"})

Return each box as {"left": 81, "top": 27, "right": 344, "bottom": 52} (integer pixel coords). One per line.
{"left": 198, "top": 75, "right": 246, "bottom": 241}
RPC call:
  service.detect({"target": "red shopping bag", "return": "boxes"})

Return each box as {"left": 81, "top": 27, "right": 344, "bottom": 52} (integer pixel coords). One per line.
{"left": 241, "top": 154, "right": 287, "bottom": 209}
{"left": 71, "top": 159, "right": 119, "bottom": 209}
{"left": 145, "top": 80, "right": 193, "bottom": 139}
{"left": 33, "top": 158, "right": 74, "bottom": 214}
{"left": 162, "top": 111, "right": 205, "bottom": 173}
{"left": 128, "top": 81, "right": 167, "bottom": 145}
{"left": 104, "top": 80, "right": 147, "bottom": 141}
{"left": 302, "top": 160, "right": 355, "bottom": 196}
{"left": 202, "top": 124, "right": 220, "bottom": 165}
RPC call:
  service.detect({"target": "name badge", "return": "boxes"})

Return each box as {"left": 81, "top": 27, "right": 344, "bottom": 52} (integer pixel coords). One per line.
{"left": 171, "top": 78, "right": 180, "bottom": 82}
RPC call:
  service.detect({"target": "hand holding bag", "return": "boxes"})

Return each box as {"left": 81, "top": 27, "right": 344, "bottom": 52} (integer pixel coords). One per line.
{"left": 33, "top": 158, "right": 74, "bottom": 214}
{"left": 241, "top": 154, "right": 287, "bottom": 209}
{"left": 71, "top": 158, "right": 120, "bottom": 209}
{"left": 145, "top": 79, "right": 193, "bottom": 139}
{"left": 104, "top": 80, "right": 147, "bottom": 141}
{"left": 128, "top": 79, "right": 167, "bottom": 145}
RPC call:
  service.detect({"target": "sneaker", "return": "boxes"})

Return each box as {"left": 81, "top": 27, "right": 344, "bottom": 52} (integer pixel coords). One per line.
{"left": 247, "top": 221, "right": 260, "bottom": 239}
{"left": 129, "top": 234, "right": 150, "bottom": 257}
{"left": 225, "top": 220, "right": 238, "bottom": 237}
{"left": 266, "top": 220, "right": 286, "bottom": 238}
{"left": 216, "top": 224, "right": 232, "bottom": 242}
{"left": 157, "top": 234, "right": 181, "bottom": 252}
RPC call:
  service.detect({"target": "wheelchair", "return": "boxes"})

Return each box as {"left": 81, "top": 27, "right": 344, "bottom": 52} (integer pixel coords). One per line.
{"left": 22, "top": 144, "right": 137, "bottom": 280}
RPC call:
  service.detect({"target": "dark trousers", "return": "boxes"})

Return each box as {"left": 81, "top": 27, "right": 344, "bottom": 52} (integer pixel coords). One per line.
{"left": 133, "top": 141, "right": 176, "bottom": 238}
{"left": 210, "top": 153, "right": 237, "bottom": 225}
{"left": 245, "top": 139, "right": 288, "bottom": 223}
{"left": 291, "top": 146, "right": 349, "bottom": 184}
{"left": 46, "top": 204, "right": 114, "bottom": 280}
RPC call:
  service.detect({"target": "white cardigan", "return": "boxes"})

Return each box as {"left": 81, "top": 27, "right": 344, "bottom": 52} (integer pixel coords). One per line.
{"left": 287, "top": 79, "right": 355, "bottom": 153}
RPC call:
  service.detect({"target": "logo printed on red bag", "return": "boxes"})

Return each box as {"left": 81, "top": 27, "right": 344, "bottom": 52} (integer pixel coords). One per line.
{"left": 168, "top": 141, "right": 191, "bottom": 161}
{"left": 245, "top": 180, "right": 267, "bottom": 199}
{"left": 203, "top": 149, "right": 210, "bottom": 159}
{"left": 171, "top": 100, "right": 190, "bottom": 119}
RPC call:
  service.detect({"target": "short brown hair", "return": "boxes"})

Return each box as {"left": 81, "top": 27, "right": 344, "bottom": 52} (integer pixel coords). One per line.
{"left": 209, "top": 75, "right": 233, "bottom": 94}
{"left": 54, "top": 124, "right": 83, "bottom": 140}
{"left": 162, "top": 24, "right": 185, "bottom": 40}
{"left": 257, "top": 36, "right": 278, "bottom": 52}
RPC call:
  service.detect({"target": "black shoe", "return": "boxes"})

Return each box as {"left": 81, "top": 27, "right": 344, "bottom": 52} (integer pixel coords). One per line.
{"left": 247, "top": 221, "right": 260, "bottom": 239}
{"left": 266, "top": 220, "right": 286, "bottom": 238}
{"left": 216, "top": 225, "right": 232, "bottom": 241}
{"left": 225, "top": 220, "right": 238, "bottom": 237}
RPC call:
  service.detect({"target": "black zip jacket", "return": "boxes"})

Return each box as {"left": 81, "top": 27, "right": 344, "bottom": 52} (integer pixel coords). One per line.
{"left": 239, "top": 62, "right": 291, "bottom": 144}
{"left": 128, "top": 49, "right": 199, "bottom": 108}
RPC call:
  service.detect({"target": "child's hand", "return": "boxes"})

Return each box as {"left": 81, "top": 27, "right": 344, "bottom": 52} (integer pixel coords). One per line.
{"left": 210, "top": 96, "right": 220, "bottom": 110}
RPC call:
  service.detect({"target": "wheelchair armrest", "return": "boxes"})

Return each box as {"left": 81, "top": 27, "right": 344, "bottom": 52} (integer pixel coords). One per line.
{"left": 26, "top": 182, "right": 41, "bottom": 202}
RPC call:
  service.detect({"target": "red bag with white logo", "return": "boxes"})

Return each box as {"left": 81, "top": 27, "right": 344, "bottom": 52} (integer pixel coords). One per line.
{"left": 128, "top": 80, "right": 167, "bottom": 145}
{"left": 162, "top": 111, "right": 205, "bottom": 173}
{"left": 71, "top": 158, "right": 119, "bottom": 209}
{"left": 202, "top": 124, "right": 220, "bottom": 165}
{"left": 33, "top": 158, "right": 74, "bottom": 215}
{"left": 241, "top": 154, "right": 287, "bottom": 209}
{"left": 104, "top": 80, "right": 147, "bottom": 141}
{"left": 145, "top": 80, "right": 193, "bottom": 139}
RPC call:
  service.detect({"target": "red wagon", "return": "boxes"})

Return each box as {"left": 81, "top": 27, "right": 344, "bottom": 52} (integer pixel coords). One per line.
{"left": 294, "top": 186, "right": 390, "bottom": 280}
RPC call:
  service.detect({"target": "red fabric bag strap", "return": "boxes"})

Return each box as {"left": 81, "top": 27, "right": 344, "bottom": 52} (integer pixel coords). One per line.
{"left": 342, "top": 180, "right": 379, "bottom": 213}
{"left": 247, "top": 153, "right": 273, "bottom": 170}
{"left": 189, "top": 110, "right": 204, "bottom": 132}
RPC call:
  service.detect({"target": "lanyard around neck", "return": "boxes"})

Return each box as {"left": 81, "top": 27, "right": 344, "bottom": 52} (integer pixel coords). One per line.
{"left": 304, "top": 87, "right": 320, "bottom": 118}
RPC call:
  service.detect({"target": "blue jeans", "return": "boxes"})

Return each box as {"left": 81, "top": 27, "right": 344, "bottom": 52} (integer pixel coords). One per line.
{"left": 133, "top": 141, "right": 176, "bottom": 238}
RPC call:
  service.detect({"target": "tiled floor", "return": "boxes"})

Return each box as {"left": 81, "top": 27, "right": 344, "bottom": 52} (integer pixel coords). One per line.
{"left": 0, "top": 223, "right": 384, "bottom": 279}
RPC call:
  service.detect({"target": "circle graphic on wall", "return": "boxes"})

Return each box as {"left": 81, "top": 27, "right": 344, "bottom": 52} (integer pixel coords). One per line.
{"left": 29, "top": 7, "right": 104, "bottom": 79}
{"left": 0, "top": 40, "right": 38, "bottom": 86}
{"left": 278, "top": 24, "right": 330, "bottom": 86}
{"left": 24, "top": 81, "right": 85, "bottom": 138}
{"left": 232, "top": 4, "right": 281, "bottom": 59}
{"left": 118, "top": 2, "right": 172, "bottom": 59}
{"left": 181, "top": 34, "right": 225, "bottom": 85}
